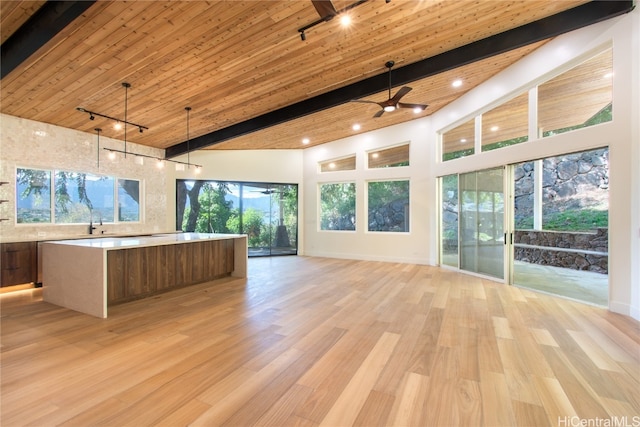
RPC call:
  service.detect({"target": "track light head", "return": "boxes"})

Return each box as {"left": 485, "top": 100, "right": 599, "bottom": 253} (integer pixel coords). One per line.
{"left": 89, "top": 113, "right": 95, "bottom": 120}
{"left": 139, "top": 127, "right": 143, "bottom": 133}
{"left": 300, "top": 31, "right": 306, "bottom": 41}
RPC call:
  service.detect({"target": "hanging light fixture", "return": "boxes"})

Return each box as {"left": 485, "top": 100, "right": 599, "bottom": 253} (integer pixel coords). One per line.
{"left": 122, "top": 82, "right": 130, "bottom": 157}
{"left": 95, "top": 128, "right": 102, "bottom": 168}
{"left": 79, "top": 83, "right": 199, "bottom": 169}
{"left": 185, "top": 106, "right": 191, "bottom": 168}
{"left": 181, "top": 106, "right": 203, "bottom": 173}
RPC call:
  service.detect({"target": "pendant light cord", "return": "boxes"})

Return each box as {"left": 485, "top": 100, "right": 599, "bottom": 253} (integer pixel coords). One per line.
{"left": 123, "top": 82, "right": 130, "bottom": 157}
{"left": 185, "top": 106, "right": 191, "bottom": 167}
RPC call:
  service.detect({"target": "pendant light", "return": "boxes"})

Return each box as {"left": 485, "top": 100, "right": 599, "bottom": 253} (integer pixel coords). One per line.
{"left": 185, "top": 106, "right": 191, "bottom": 168}
{"left": 122, "top": 82, "right": 130, "bottom": 157}
{"left": 95, "top": 128, "right": 102, "bottom": 168}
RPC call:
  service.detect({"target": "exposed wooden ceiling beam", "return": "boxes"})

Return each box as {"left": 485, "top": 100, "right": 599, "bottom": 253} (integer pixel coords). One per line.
{"left": 166, "top": 0, "right": 633, "bottom": 158}
{"left": 1, "top": 1, "right": 96, "bottom": 79}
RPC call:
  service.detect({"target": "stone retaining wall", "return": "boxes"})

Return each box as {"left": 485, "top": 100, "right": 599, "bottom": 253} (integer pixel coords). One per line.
{"left": 513, "top": 229, "right": 608, "bottom": 274}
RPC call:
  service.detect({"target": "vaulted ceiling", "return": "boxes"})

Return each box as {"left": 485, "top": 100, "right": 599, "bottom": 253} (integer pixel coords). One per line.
{"left": 0, "top": 1, "right": 632, "bottom": 159}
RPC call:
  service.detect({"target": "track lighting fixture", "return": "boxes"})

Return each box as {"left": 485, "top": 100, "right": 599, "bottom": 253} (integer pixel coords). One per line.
{"left": 297, "top": 0, "right": 378, "bottom": 40}
{"left": 78, "top": 107, "right": 147, "bottom": 132}
{"left": 79, "top": 83, "right": 201, "bottom": 171}
{"left": 102, "top": 148, "right": 202, "bottom": 170}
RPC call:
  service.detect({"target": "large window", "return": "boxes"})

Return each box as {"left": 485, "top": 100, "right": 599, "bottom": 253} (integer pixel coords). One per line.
{"left": 481, "top": 92, "right": 528, "bottom": 152}
{"left": 368, "top": 143, "right": 409, "bottom": 168}
{"left": 176, "top": 180, "right": 298, "bottom": 256}
{"left": 539, "top": 49, "right": 612, "bottom": 137}
{"left": 441, "top": 48, "right": 613, "bottom": 161}
{"left": 15, "top": 168, "right": 51, "bottom": 223}
{"left": 117, "top": 179, "right": 140, "bottom": 222}
{"left": 54, "top": 172, "right": 114, "bottom": 224}
{"left": 442, "top": 118, "right": 475, "bottom": 161}
{"left": 319, "top": 182, "right": 356, "bottom": 231}
{"left": 319, "top": 155, "right": 356, "bottom": 172}
{"left": 367, "top": 180, "right": 410, "bottom": 232}
{"left": 16, "top": 168, "right": 139, "bottom": 224}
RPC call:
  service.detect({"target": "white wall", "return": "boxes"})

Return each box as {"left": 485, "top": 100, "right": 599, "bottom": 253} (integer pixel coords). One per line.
{"left": 0, "top": 114, "right": 172, "bottom": 242}
{"left": 302, "top": 119, "right": 433, "bottom": 264}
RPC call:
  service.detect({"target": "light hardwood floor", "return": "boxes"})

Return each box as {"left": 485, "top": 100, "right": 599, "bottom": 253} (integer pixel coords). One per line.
{"left": 1, "top": 256, "right": 639, "bottom": 426}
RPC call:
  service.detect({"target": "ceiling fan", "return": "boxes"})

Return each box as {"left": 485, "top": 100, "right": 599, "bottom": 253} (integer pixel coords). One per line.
{"left": 250, "top": 189, "right": 282, "bottom": 195}
{"left": 352, "top": 61, "right": 428, "bottom": 118}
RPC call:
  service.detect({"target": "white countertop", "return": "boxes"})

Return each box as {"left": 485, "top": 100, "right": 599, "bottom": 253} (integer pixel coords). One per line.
{"left": 43, "top": 232, "right": 246, "bottom": 250}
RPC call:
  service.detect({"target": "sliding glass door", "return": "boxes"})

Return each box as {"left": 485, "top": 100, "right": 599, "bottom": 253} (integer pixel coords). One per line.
{"left": 460, "top": 168, "right": 505, "bottom": 278}
{"left": 241, "top": 184, "right": 298, "bottom": 256}
{"left": 176, "top": 180, "right": 298, "bottom": 257}
{"left": 441, "top": 167, "right": 505, "bottom": 279}
{"left": 439, "top": 149, "right": 608, "bottom": 306}
{"left": 511, "top": 148, "right": 608, "bottom": 305}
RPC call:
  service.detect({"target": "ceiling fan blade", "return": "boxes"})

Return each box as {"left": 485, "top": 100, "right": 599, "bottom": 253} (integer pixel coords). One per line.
{"left": 351, "top": 99, "right": 381, "bottom": 105}
{"left": 398, "top": 102, "right": 428, "bottom": 110}
{"left": 373, "top": 109, "right": 385, "bottom": 118}
{"left": 312, "top": 0, "right": 338, "bottom": 19}
{"left": 389, "top": 86, "right": 412, "bottom": 104}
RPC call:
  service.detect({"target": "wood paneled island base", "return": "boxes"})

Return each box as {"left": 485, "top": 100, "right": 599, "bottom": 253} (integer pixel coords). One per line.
{"left": 42, "top": 233, "right": 247, "bottom": 318}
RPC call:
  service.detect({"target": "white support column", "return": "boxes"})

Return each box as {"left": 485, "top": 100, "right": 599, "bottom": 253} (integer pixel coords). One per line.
{"left": 533, "top": 159, "right": 543, "bottom": 230}
{"left": 528, "top": 86, "right": 543, "bottom": 231}
{"left": 474, "top": 115, "right": 482, "bottom": 154}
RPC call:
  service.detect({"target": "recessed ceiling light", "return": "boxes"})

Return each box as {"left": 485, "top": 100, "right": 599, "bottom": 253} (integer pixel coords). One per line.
{"left": 340, "top": 15, "right": 351, "bottom": 26}
{"left": 329, "top": 162, "right": 336, "bottom": 169}
{"left": 460, "top": 138, "right": 467, "bottom": 143}
{"left": 114, "top": 122, "right": 122, "bottom": 130}
{"left": 371, "top": 153, "right": 379, "bottom": 158}
{"left": 352, "top": 124, "right": 361, "bottom": 131}
{"left": 604, "top": 72, "right": 613, "bottom": 79}
{"left": 302, "top": 138, "right": 310, "bottom": 144}
{"left": 491, "top": 126, "right": 499, "bottom": 132}
{"left": 452, "top": 79, "right": 463, "bottom": 88}
{"left": 413, "top": 107, "right": 422, "bottom": 114}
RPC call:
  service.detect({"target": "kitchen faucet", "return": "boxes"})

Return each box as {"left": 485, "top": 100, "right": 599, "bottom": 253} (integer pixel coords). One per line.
{"left": 88, "top": 210, "right": 103, "bottom": 234}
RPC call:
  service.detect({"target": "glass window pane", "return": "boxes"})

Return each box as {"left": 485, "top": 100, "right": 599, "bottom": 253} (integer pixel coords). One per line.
{"left": 54, "top": 172, "right": 114, "bottom": 224}
{"left": 16, "top": 168, "right": 52, "bottom": 223}
{"left": 539, "top": 49, "right": 612, "bottom": 137}
{"left": 368, "top": 144, "right": 409, "bottom": 168}
{"left": 319, "top": 155, "right": 356, "bottom": 172}
{"left": 117, "top": 179, "right": 140, "bottom": 222}
{"left": 442, "top": 118, "right": 475, "bottom": 161}
{"left": 459, "top": 168, "right": 504, "bottom": 279}
{"left": 482, "top": 92, "right": 528, "bottom": 151}
{"left": 320, "top": 182, "right": 356, "bottom": 231}
{"left": 441, "top": 174, "right": 459, "bottom": 268}
{"left": 368, "top": 180, "right": 410, "bottom": 232}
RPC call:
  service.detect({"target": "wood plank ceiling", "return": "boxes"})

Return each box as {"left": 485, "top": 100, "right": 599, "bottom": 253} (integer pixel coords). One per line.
{"left": 0, "top": 1, "right": 630, "bottom": 158}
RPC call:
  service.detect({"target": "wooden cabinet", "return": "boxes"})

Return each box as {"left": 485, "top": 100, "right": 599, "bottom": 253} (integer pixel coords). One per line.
{"left": 107, "top": 240, "right": 235, "bottom": 305}
{"left": 1, "top": 242, "right": 37, "bottom": 287}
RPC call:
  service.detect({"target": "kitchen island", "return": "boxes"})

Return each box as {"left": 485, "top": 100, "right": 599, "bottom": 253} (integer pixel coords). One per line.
{"left": 41, "top": 232, "right": 247, "bottom": 318}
